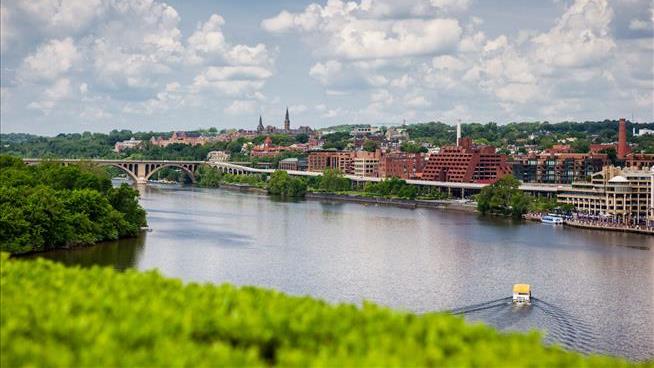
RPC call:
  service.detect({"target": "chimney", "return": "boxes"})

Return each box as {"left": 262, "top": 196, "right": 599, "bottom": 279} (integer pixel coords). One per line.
{"left": 617, "top": 118, "right": 630, "bottom": 160}
{"left": 456, "top": 120, "right": 461, "bottom": 146}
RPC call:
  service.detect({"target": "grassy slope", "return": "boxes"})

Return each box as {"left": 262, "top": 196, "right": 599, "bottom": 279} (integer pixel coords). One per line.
{"left": 1, "top": 254, "right": 643, "bottom": 367}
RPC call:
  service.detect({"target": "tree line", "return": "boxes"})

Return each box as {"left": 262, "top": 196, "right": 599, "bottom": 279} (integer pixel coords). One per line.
{"left": 0, "top": 156, "right": 147, "bottom": 254}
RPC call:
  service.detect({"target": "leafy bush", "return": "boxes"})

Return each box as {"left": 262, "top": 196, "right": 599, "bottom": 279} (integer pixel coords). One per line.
{"left": 477, "top": 175, "right": 532, "bottom": 217}
{"left": 0, "top": 156, "right": 146, "bottom": 254}
{"left": 0, "top": 254, "right": 637, "bottom": 367}
{"left": 364, "top": 177, "right": 418, "bottom": 199}
{"left": 267, "top": 170, "right": 307, "bottom": 197}
{"left": 317, "top": 169, "right": 351, "bottom": 192}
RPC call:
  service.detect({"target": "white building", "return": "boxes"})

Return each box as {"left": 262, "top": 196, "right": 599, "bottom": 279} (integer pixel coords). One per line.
{"left": 114, "top": 138, "right": 143, "bottom": 153}
{"left": 207, "top": 151, "right": 230, "bottom": 162}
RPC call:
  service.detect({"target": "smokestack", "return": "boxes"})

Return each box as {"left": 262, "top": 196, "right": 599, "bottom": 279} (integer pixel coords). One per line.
{"left": 456, "top": 120, "right": 461, "bottom": 146}
{"left": 617, "top": 118, "right": 630, "bottom": 160}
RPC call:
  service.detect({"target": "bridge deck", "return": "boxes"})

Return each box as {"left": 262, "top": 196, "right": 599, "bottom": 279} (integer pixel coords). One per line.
{"left": 23, "top": 158, "right": 568, "bottom": 193}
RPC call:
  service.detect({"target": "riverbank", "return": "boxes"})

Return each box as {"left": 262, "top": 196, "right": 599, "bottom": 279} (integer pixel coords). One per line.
{"left": 306, "top": 192, "right": 478, "bottom": 212}
{"left": 217, "top": 183, "right": 268, "bottom": 194}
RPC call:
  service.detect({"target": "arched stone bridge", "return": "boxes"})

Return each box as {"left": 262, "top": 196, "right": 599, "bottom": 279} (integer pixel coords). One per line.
{"left": 23, "top": 159, "right": 205, "bottom": 184}
{"left": 22, "top": 158, "right": 567, "bottom": 196}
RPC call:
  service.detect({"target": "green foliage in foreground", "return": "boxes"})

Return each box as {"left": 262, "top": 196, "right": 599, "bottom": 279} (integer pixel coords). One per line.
{"left": 0, "top": 156, "right": 146, "bottom": 254}
{"left": 1, "top": 255, "right": 638, "bottom": 367}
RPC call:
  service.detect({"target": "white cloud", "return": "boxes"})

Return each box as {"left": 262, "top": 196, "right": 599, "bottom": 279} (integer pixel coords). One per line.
{"left": 203, "top": 66, "right": 273, "bottom": 81}
{"left": 628, "top": 19, "right": 649, "bottom": 31}
{"left": 262, "top": 1, "right": 462, "bottom": 60}
{"left": 19, "top": 38, "right": 80, "bottom": 81}
{"left": 532, "top": 0, "right": 615, "bottom": 68}
{"left": 28, "top": 78, "right": 74, "bottom": 113}
{"left": 309, "top": 60, "right": 342, "bottom": 85}
{"left": 225, "top": 100, "right": 257, "bottom": 115}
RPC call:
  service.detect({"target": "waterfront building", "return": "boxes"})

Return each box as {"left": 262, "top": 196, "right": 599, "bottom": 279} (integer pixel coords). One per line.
{"left": 278, "top": 157, "right": 307, "bottom": 171}
{"left": 207, "top": 151, "right": 230, "bottom": 163}
{"left": 352, "top": 151, "right": 381, "bottom": 177}
{"left": 114, "top": 138, "right": 143, "bottom": 152}
{"left": 558, "top": 166, "right": 654, "bottom": 225}
{"left": 307, "top": 150, "right": 354, "bottom": 173}
{"left": 422, "top": 137, "right": 512, "bottom": 183}
{"left": 149, "top": 131, "right": 209, "bottom": 147}
{"left": 378, "top": 152, "right": 426, "bottom": 179}
{"left": 511, "top": 153, "right": 607, "bottom": 184}
{"left": 255, "top": 109, "right": 313, "bottom": 136}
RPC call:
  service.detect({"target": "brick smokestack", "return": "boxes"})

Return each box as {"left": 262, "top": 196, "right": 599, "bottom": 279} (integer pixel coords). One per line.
{"left": 617, "top": 118, "right": 630, "bottom": 159}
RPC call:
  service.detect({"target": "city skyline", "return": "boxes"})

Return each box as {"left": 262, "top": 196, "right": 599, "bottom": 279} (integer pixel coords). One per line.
{"left": 1, "top": 0, "right": 653, "bottom": 135}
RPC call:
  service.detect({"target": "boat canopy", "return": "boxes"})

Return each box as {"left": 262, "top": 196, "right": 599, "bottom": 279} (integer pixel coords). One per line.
{"left": 513, "top": 284, "right": 530, "bottom": 294}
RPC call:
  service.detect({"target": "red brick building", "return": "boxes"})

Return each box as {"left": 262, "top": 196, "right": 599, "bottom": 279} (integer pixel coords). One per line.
{"left": 422, "top": 137, "right": 511, "bottom": 183}
{"left": 250, "top": 136, "right": 289, "bottom": 158}
{"left": 625, "top": 153, "right": 654, "bottom": 169}
{"left": 378, "top": 152, "right": 426, "bottom": 179}
{"left": 307, "top": 151, "right": 354, "bottom": 173}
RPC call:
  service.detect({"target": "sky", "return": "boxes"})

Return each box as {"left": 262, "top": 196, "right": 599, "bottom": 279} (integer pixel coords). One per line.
{"left": 1, "top": 0, "right": 653, "bottom": 135}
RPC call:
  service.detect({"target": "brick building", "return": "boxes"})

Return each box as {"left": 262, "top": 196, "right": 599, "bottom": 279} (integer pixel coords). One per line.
{"left": 307, "top": 150, "right": 354, "bottom": 173}
{"left": 625, "top": 153, "right": 654, "bottom": 170}
{"left": 378, "top": 152, "right": 426, "bottom": 179}
{"left": 352, "top": 151, "right": 381, "bottom": 177}
{"left": 149, "top": 131, "right": 209, "bottom": 147}
{"left": 250, "top": 136, "right": 289, "bottom": 158}
{"left": 512, "top": 153, "right": 608, "bottom": 184}
{"left": 422, "top": 137, "right": 511, "bottom": 183}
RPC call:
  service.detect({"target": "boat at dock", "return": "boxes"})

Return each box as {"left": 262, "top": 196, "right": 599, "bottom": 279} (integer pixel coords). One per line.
{"left": 541, "top": 214, "right": 564, "bottom": 224}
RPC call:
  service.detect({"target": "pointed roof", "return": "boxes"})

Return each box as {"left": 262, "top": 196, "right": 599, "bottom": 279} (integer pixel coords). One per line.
{"left": 285, "top": 107, "right": 289, "bottom": 121}
{"left": 257, "top": 115, "right": 264, "bottom": 130}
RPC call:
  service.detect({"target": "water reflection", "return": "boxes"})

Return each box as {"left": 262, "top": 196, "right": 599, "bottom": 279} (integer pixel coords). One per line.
{"left": 25, "top": 233, "right": 146, "bottom": 270}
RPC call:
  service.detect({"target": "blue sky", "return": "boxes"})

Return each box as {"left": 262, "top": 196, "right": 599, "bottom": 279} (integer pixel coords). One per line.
{"left": 1, "top": 0, "right": 652, "bottom": 135}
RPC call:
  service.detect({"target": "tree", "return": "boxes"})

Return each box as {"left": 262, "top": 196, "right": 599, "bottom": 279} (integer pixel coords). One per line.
{"left": 267, "top": 170, "right": 306, "bottom": 197}
{"left": 318, "top": 169, "right": 351, "bottom": 192}
{"left": 363, "top": 140, "right": 379, "bottom": 152}
{"left": 196, "top": 165, "right": 223, "bottom": 187}
{"left": 400, "top": 143, "right": 428, "bottom": 153}
{"left": 476, "top": 175, "right": 532, "bottom": 217}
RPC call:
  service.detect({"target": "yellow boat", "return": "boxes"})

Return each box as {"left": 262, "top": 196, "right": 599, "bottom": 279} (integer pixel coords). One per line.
{"left": 512, "top": 284, "right": 531, "bottom": 305}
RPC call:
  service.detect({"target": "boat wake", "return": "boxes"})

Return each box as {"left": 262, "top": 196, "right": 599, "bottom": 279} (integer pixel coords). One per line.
{"left": 446, "top": 297, "right": 598, "bottom": 355}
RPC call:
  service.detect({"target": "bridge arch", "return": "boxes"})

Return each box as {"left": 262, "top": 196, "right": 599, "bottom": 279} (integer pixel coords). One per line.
{"left": 145, "top": 163, "right": 197, "bottom": 183}
{"left": 96, "top": 163, "right": 140, "bottom": 183}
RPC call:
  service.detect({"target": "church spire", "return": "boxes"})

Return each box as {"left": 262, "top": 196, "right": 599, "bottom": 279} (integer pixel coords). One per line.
{"left": 257, "top": 115, "right": 264, "bottom": 132}
{"left": 284, "top": 107, "right": 290, "bottom": 131}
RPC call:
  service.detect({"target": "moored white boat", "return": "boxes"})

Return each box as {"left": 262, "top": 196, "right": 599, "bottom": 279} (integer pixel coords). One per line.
{"left": 541, "top": 214, "right": 564, "bottom": 224}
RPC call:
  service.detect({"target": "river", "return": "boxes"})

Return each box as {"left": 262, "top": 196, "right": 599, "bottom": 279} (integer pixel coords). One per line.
{"left": 29, "top": 184, "right": 654, "bottom": 360}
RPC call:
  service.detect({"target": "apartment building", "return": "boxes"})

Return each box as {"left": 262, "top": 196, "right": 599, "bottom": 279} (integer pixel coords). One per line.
{"left": 512, "top": 153, "right": 607, "bottom": 184}
{"left": 422, "top": 137, "right": 511, "bottom": 183}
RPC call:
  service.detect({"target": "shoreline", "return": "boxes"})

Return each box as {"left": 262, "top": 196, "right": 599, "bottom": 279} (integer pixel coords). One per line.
{"left": 305, "top": 192, "right": 478, "bottom": 212}
{"left": 564, "top": 220, "right": 654, "bottom": 235}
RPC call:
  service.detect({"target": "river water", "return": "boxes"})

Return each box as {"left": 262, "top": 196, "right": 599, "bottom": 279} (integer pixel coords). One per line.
{"left": 30, "top": 184, "right": 654, "bottom": 360}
